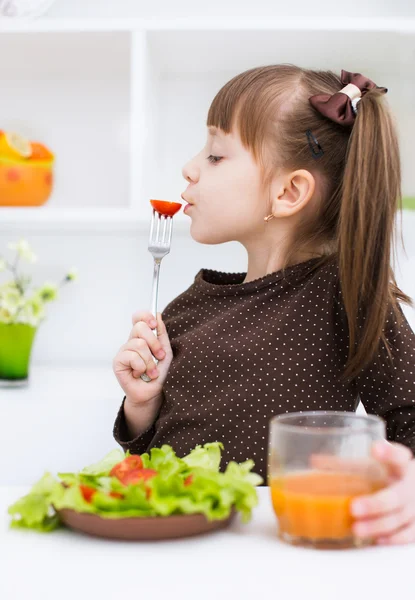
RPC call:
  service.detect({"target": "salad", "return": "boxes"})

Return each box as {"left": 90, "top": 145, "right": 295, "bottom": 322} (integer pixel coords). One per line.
{"left": 8, "top": 442, "right": 263, "bottom": 532}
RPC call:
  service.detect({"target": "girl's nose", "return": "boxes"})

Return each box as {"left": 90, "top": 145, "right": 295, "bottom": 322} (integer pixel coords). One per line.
{"left": 182, "top": 160, "right": 199, "bottom": 183}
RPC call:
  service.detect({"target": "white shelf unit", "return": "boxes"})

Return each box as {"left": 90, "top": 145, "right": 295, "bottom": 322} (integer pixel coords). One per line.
{"left": 0, "top": 17, "right": 414, "bottom": 232}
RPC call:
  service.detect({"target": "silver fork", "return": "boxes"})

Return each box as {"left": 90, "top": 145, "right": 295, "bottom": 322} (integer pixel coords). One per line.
{"left": 140, "top": 208, "right": 173, "bottom": 382}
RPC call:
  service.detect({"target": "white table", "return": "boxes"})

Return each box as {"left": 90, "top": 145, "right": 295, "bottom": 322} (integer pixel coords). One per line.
{"left": 1, "top": 487, "right": 414, "bottom": 600}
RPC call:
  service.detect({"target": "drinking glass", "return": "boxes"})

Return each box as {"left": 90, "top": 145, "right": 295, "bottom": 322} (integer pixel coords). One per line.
{"left": 268, "top": 411, "right": 388, "bottom": 549}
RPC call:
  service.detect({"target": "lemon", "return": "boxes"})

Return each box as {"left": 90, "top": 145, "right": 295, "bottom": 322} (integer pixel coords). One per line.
{"left": 0, "top": 132, "right": 32, "bottom": 160}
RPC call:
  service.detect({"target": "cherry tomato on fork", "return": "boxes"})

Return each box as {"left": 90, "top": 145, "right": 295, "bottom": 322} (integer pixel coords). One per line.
{"left": 150, "top": 199, "right": 182, "bottom": 217}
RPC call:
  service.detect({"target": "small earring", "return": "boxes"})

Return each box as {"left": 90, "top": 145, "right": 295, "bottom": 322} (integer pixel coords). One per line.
{"left": 264, "top": 214, "right": 275, "bottom": 222}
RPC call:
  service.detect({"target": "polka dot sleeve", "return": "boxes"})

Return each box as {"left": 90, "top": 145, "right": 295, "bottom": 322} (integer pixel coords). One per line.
{"left": 113, "top": 396, "right": 158, "bottom": 454}
{"left": 351, "top": 303, "right": 415, "bottom": 453}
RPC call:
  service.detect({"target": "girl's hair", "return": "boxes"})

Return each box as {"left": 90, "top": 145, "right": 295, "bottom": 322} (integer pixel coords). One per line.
{"left": 207, "top": 64, "right": 413, "bottom": 383}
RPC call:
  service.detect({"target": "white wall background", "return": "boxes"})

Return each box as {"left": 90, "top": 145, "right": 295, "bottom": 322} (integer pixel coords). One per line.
{"left": 45, "top": 0, "right": 415, "bottom": 19}
{"left": 0, "top": 228, "right": 247, "bottom": 367}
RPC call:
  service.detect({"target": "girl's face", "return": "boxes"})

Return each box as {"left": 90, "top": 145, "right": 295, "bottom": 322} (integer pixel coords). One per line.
{"left": 181, "top": 126, "right": 268, "bottom": 244}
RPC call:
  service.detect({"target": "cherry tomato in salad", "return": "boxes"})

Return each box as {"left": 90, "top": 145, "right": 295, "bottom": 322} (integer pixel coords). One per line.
{"left": 109, "top": 491, "right": 124, "bottom": 500}
{"left": 150, "top": 199, "right": 182, "bottom": 217}
{"left": 110, "top": 455, "right": 143, "bottom": 480}
{"left": 79, "top": 484, "right": 97, "bottom": 503}
{"left": 120, "top": 468, "right": 158, "bottom": 486}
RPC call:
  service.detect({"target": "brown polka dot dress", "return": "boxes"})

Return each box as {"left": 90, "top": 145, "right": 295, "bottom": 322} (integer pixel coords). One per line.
{"left": 113, "top": 256, "right": 415, "bottom": 480}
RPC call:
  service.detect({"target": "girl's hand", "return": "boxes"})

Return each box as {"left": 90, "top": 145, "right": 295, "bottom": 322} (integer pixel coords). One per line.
{"left": 113, "top": 311, "right": 173, "bottom": 406}
{"left": 351, "top": 441, "right": 415, "bottom": 545}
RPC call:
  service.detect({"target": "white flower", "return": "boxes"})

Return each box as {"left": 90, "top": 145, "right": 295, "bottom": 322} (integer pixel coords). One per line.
{"left": 0, "top": 241, "right": 76, "bottom": 327}
{"left": 37, "top": 282, "right": 59, "bottom": 303}
{"left": 0, "top": 307, "right": 13, "bottom": 324}
{"left": 7, "top": 239, "right": 37, "bottom": 263}
{"left": 0, "top": 287, "right": 20, "bottom": 307}
{"left": 65, "top": 267, "right": 78, "bottom": 282}
{"left": 15, "top": 296, "right": 46, "bottom": 327}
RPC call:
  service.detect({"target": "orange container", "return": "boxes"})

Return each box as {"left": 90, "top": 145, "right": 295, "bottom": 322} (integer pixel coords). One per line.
{"left": 0, "top": 133, "right": 54, "bottom": 207}
{"left": 270, "top": 471, "right": 386, "bottom": 542}
{"left": 0, "top": 157, "right": 54, "bottom": 207}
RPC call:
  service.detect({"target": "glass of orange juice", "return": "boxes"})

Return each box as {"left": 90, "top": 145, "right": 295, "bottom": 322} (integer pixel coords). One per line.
{"left": 268, "top": 411, "right": 388, "bottom": 549}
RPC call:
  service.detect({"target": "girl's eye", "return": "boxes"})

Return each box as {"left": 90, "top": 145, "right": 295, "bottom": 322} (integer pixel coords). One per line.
{"left": 207, "top": 155, "right": 222, "bottom": 164}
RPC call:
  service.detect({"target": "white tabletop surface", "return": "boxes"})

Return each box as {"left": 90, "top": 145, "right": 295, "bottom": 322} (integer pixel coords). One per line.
{"left": 1, "top": 486, "right": 414, "bottom": 600}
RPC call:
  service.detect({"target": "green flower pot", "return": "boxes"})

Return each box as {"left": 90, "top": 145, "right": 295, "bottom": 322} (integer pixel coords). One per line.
{"left": 0, "top": 323, "right": 37, "bottom": 387}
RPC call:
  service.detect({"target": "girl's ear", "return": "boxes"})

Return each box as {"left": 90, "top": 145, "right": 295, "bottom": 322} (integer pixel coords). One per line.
{"left": 271, "top": 169, "right": 315, "bottom": 218}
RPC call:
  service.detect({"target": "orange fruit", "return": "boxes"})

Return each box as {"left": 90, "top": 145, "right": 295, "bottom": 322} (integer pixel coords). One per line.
{"left": 29, "top": 142, "right": 54, "bottom": 162}
{"left": 0, "top": 132, "right": 32, "bottom": 160}
{"left": 0, "top": 159, "right": 53, "bottom": 206}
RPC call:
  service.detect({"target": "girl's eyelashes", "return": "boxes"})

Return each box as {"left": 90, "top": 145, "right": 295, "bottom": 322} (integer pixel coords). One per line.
{"left": 207, "top": 155, "right": 223, "bottom": 164}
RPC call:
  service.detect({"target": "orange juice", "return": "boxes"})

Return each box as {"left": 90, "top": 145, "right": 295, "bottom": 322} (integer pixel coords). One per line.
{"left": 270, "top": 471, "right": 386, "bottom": 544}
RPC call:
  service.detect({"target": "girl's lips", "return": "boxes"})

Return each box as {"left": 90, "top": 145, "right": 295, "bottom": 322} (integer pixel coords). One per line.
{"left": 183, "top": 203, "right": 193, "bottom": 213}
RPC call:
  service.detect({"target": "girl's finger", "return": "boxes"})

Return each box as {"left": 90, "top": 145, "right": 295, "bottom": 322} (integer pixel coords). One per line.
{"left": 371, "top": 441, "right": 413, "bottom": 479}
{"left": 309, "top": 454, "right": 388, "bottom": 481}
{"left": 351, "top": 481, "right": 406, "bottom": 518}
{"left": 117, "top": 349, "right": 145, "bottom": 374}
{"left": 377, "top": 519, "right": 415, "bottom": 546}
{"left": 121, "top": 341, "right": 158, "bottom": 378}
{"left": 131, "top": 310, "right": 157, "bottom": 328}
{"left": 353, "top": 504, "right": 415, "bottom": 539}
{"left": 128, "top": 320, "right": 166, "bottom": 360}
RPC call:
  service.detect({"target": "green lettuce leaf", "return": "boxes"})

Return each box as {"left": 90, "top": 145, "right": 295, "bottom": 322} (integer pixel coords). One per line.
{"left": 80, "top": 449, "right": 125, "bottom": 476}
{"left": 8, "top": 472, "right": 64, "bottom": 532}
{"left": 142, "top": 445, "right": 185, "bottom": 478}
{"left": 182, "top": 442, "right": 223, "bottom": 471}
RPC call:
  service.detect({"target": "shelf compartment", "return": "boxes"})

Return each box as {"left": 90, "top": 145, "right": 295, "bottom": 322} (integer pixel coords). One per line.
{"left": 0, "top": 31, "right": 131, "bottom": 210}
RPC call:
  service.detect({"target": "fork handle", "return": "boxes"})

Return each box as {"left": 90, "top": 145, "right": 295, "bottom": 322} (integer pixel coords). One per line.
{"left": 141, "top": 258, "right": 161, "bottom": 383}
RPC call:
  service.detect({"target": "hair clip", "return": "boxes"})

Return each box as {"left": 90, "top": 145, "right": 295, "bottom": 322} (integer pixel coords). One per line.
{"left": 306, "top": 129, "right": 324, "bottom": 160}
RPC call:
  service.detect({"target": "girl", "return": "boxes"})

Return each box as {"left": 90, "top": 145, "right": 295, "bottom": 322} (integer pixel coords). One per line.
{"left": 113, "top": 65, "right": 415, "bottom": 544}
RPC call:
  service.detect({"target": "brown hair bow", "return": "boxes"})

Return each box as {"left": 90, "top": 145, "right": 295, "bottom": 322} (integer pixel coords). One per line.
{"left": 309, "top": 69, "right": 388, "bottom": 127}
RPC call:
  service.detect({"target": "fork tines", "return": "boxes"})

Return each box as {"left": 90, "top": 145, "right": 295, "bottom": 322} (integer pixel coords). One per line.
{"left": 149, "top": 209, "right": 173, "bottom": 249}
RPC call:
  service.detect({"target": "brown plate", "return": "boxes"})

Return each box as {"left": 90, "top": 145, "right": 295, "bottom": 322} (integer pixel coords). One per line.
{"left": 57, "top": 508, "right": 236, "bottom": 541}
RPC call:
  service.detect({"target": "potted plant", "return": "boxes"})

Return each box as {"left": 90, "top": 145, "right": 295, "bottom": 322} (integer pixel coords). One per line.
{"left": 0, "top": 239, "right": 77, "bottom": 387}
